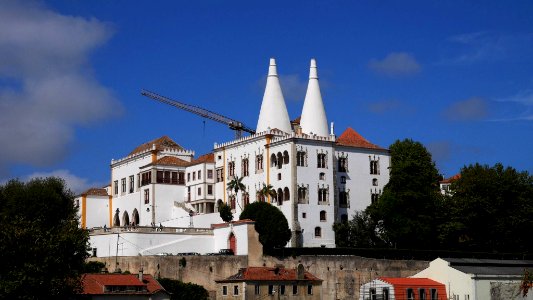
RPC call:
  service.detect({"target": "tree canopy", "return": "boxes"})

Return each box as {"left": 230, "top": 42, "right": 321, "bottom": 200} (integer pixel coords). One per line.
{"left": 239, "top": 201, "right": 291, "bottom": 250}
{"left": 158, "top": 278, "right": 209, "bottom": 300}
{"left": 218, "top": 202, "right": 233, "bottom": 222}
{"left": 367, "top": 139, "right": 442, "bottom": 249}
{"left": 0, "top": 178, "right": 89, "bottom": 299}
{"left": 333, "top": 211, "right": 387, "bottom": 248}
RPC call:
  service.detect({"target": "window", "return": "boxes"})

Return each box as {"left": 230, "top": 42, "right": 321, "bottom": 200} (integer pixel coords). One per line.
{"left": 222, "top": 286, "right": 227, "bottom": 295}
{"left": 233, "top": 285, "right": 239, "bottom": 295}
{"left": 243, "top": 193, "right": 250, "bottom": 207}
{"left": 157, "top": 171, "right": 172, "bottom": 184}
{"left": 419, "top": 288, "right": 426, "bottom": 300}
{"left": 297, "top": 151, "right": 307, "bottom": 167}
{"left": 242, "top": 158, "right": 249, "bottom": 176}
{"left": 144, "top": 189, "right": 149, "bottom": 204}
{"left": 137, "top": 174, "right": 140, "bottom": 188}
{"left": 341, "top": 214, "right": 348, "bottom": 222}
{"left": 307, "top": 285, "right": 313, "bottom": 295}
{"left": 383, "top": 287, "right": 390, "bottom": 300}
{"left": 121, "top": 178, "right": 126, "bottom": 193}
{"left": 208, "top": 185, "right": 213, "bottom": 195}
{"left": 370, "top": 288, "right": 377, "bottom": 300}
{"left": 197, "top": 187, "right": 201, "bottom": 196}
{"left": 340, "top": 176, "right": 346, "bottom": 184}
{"left": 76, "top": 199, "right": 80, "bottom": 207}
{"left": 370, "top": 159, "right": 379, "bottom": 175}
{"left": 407, "top": 288, "right": 415, "bottom": 300}
{"left": 278, "top": 173, "right": 281, "bottom": 180}
{"left": 114, "top": 180, "right": 118, "bottom": 195}
{"left": 302, "top": 212, "right": 307, "bottom": 218}
{"left": 228, "top": 161, "right": 235, "bottom": 177}
{"left": 92, "top": 248, "right": 97, "bottom": 257}
{"left": 187, "top": 187, "right": 191, "bottom": 201}
{"left": 431, "top": 289, "right": 438, "bottom": 300}
{"left": 320, "top": 210, "right": 326, "bottom": 221}
{"left": 338, "top": 157, "right": 347, "bottom": 172}
{"left": 193, "top": 172, "right": 196, "bottom": 181}
{"left": 256, "top": 154, "right": 264, "bottom": 172}
{"left": 319, "top": 172, "right": 325, "bottom": 180}
{"left": 371, "top": 190, "right": 380, "bottom": 204}
{"left": 216, "top": 168, "right": 223, "bottom": 182}
{"left": 255, "top": 285, "right": 260, "bottom": 295}
{"left": 283, "top": 187, "right": 290, "bottom": 201}
{"left": 298, "top": 187, "right": 307, "bottom": 203}
{"left": 280, "top": 285, "right": 285, "bottom": 295}
{"left": 314, "top": 227, "right": 321, "bottom": 237}
{"left": 141, "top": 172, "right": 151, "bottom": 186}
{"left": 292, "top": 284, "right": 298, "bottom": 295}
{"left": 277, "top": 152, "right": 283, "bottom": 169}
{"left": 339, "top": 190, "right": 348, "bottom": 207}
{"left": 129, "top": 175, "right": 134, "bottom": 193}
{"left": 187, "top": 173, "right": 190, "bottom": 182}
{"left": 230, "top": 196, "right": 236, "bottom": 210}
{"left": 283, "top": 151, "right": 289, "bottom": 164}
{"left": 317, "top": 153, "right": 326, "bottom": 168}
{"left": 207, "top": 169, "right": 213, "bottom": 179}
{"left": 271, "top": 153, "right": 277, "bottom": 167}
{"left": 268, "top": 285, "right": 274, "bottom": 295}
{"left": 372, "top": 178, "right": 378, "bottom": 186}
{"left": 318, "top": 188, "right": 328, "bottom": 204}
{"left": 198, "top": 170, "right": 201, "bottom": 180}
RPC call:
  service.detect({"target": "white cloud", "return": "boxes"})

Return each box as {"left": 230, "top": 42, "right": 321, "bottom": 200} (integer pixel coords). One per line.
{"left": 368, "top": 52, "right": 421, "bottom": 77}
{"left": 24, "top": 169, "right": 106, "bottom": 194}
{"left": 443, "top": 97, "right": 488, "bottom": 121}
{"left": 492, "top": 89, "right": 533, "bottom": 121}
{"left": 0, "top": 1, "right": 122, "bottom": 174}
{"left": 280, "top": 74, "right": 307, "bottom": 102}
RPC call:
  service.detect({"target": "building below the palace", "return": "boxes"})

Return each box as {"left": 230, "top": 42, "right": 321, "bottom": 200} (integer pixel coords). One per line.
{"left": 78, "top": 58, "right": 390, "bottom": 256}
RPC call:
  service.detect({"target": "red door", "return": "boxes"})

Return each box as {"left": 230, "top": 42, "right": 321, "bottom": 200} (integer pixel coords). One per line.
{"left": 229, "top": 233, "right": 236, "bottom": 254}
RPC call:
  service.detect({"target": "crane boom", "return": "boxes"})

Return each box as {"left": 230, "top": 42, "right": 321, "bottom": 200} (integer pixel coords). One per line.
{"left": 141, "top": 89, "right": 255, "bottom": 137}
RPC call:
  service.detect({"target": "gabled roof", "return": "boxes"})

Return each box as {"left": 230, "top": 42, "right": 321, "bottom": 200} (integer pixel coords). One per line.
{"left": 442, "top": 258, "right": 533, "bottom": 276}
{"left": 216, "top": 267, "right": 322, "bottom": 283}
{"left": 128, "top": 136, "right": 184, "bottom": 156}
{"left": 440, "top": 174, "right": 460, "bottom": 184}
{"left": 153, "top": 156, "right": 190, "bottom": 167}
{"left": 81, "top": 273, "right": 167, "bottom": 295}
{"left": 336, "top": 127, "right": 384, "bottom": 150}
{"left": 80, "top": 188, "right": 108, "bottom": 197}
{"left": 379, "top": 277, "right": 444, "bottom": 286}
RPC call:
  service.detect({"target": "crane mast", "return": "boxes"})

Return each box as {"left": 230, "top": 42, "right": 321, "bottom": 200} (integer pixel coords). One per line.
{"left": 141, "top": 89, "right": 255, "bottom": 138}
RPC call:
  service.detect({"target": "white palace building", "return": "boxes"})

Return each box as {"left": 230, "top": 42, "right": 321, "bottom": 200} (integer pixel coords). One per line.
{"left": 78, "top": 58, "right": 390, "bottom": 257}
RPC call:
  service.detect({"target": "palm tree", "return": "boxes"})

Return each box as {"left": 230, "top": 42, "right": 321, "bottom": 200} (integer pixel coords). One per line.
{"left": 227, "top": 176, "right": 246, "bottom": 210}
{"left": 257, "top": 183, "right": 276, "bottom": 203}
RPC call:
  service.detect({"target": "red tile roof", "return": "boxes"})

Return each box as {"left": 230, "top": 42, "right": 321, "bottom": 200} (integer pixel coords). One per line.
{"left": 81, "top": 273, "right": 167, "bottom": 295}
{"left": 291, "top": 116, "right": 301, "bottom": 124}
{"left": 81, "top": 188, "right": 108, "bottom": 197}
{"left": 153, "top": 156, "right": 190, "bottom": 167}
{"left": 217, "top": 267, "right": 322, "bottom": 283}
{"left": 190, "top": 153, "right": 215, "bottom": 165}
{"left": 440, "top": 173, "right": 461, "bottom": 184}
{"left": 376, "top": 277, "right": 447, "bottom": 300}
{"left": 336, "top": 127, "right": 384, "bottom": 150}
{"left": 379, "top": 277, "right": 444, "bottom": 286}
{"left": 128, "top": 136, "right": 184, "bottom": 156}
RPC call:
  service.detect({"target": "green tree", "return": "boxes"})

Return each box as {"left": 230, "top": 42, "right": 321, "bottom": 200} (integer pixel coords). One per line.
{"left": 0, "top": 178, "right": 89, "bottom": 299}
{"left": 256, "top": 183, "right": 275, "bottom": 202}
{"left": 239, "top": 201, "right": 291, "bottom": 250}
{"left": 367, "top": 139, "right": 442, "bottom": 249}
{"left": 227, "top": 176, "right": 246, "bottom": 209}
{"left": 333, "top": 211, "right": 388, "bottom": 248}
{"left": 219, "top": 202, "right": 233, "bottom": 222}
{"left": 441, "top": 163, "right": 533, "bottom": 252}
{"left": 158, "top": 278, "right": 209, "bottom": 300}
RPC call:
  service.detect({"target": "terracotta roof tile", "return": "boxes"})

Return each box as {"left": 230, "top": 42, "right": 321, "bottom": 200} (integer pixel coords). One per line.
{"left": 379, "top": 277, "right": 444, "bottom": 286}
{"left": 153, "top": 156, "right": 190, "bottom": 167}
{"left": 190, "top": 153, "right": 215, "bottom": 165}
{"left": 217, "top": 267, "right": 322, "bottom": 283}
{"left": 81, "top": 188, "right": 109, "bottom": 197}
{"left": 440, "top": 173, "right": 461, "bottom": 184}
{"left": 128, "top": 136, "right": 184, "bottom": 156}
{"left": 81, "top": 274, "right": 166, "bottom": 295}
{"left": 336, "top": 127, "right": 383, "bottom": 150}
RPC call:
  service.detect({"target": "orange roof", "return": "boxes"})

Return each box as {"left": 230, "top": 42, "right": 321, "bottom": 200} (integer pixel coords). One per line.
{"left": 153, "top": 156, "right": 190, "bottom": 167}
{"left": 190, "top": 153, "right": 215, "bottom": 165}
{"left": 291, "top": 116, "right": 301, "bottom": 124}
{"left": 379, "top": 277, "right": 444, "bottom": 286}
{"left": 81, "top": 274, "right": 167, "bottom": 295}
{"left": 440, "top": 173, "right": 461, "bottom": 184}
{"left": 128, "top": 136, "right": 184, "bottom": 156}
{"left": 217, "top": 267, "right": 322, "bottom": 283}
{"left": 336, "top": 127, "right": 383, "bottom": 150}
{"left": 81, "top": 188, "right": 108, "bottom": 197}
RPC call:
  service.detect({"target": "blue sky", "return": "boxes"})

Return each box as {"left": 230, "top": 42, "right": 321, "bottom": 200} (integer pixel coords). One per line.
{"left": 1, "top": 0, "right": 532, "bottom": 192}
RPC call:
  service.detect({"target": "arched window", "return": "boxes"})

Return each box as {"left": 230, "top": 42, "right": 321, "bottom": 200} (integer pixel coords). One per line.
{"left": 277, "top": 188, "right": 283, "bottom": 205}
{"left": 242, "top": 193, "right": 250, "bottom": 207}
{"left": 217, "top": 199, "right": 223, "bottom": 212}
{"left": 132, "top": 208, "right": 140, "bottom": 226}
{"left": 372, "top": 178, "right": 378, "bottom": 186}
{"left": 320, "top": 211, "right": 326, "bottom": 222}
{"left": 298, "top": 187, "right": 307, "bottom": 204}
{"left": 283, "top": 151, "right": 289, "bottom": 164}
{"left": 271, "top": 190, "right": 277, "bottom": 204}
{"left": 283, "top": 187, "right": 290, "bottom": 201}
{"left": 271, "top": 154, "right": 277, "bottom": 167}
{"left": 277, "top": 152, "right": 283, "bottom": 169}
{"left": 122, "top": 211, "right": 130, "bottom": 226}
{"left": 230, "top": 196, "right": 236, "bottom": 210}
{"left": 314, "top": 227, "right": 322, "bottom": 237}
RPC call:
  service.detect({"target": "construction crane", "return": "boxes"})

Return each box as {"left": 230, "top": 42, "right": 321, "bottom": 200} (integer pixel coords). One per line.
{"left": 141, "top": 89, "right": 255, "bottom": 139}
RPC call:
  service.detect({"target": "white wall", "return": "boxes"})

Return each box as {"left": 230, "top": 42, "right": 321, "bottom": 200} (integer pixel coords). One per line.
{"left": 413, "top": 258, "right": 473, "bottom": 300}
{"left": 213, "top": 223, "right": 250, "bottom": 255}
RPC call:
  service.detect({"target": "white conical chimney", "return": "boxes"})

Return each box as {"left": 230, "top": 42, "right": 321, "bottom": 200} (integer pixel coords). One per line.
{"left": 300, "top": 58, "right": 329, "bottom": 137}
{"left": 256, "top": 58, "right": 292, "bottom": 133}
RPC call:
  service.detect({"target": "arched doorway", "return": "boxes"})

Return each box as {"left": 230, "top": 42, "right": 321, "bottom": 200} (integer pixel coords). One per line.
{"left": 122, "top": 211, "right": 129, "bottom": 226}
{"left": 228, "top": 232, "right": 236, "bottom": 254}
{"left": 132, "top": 208, "right": 140, "bottom": 225}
